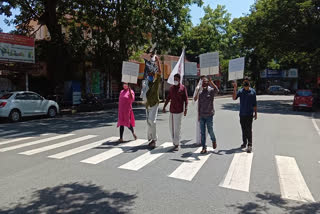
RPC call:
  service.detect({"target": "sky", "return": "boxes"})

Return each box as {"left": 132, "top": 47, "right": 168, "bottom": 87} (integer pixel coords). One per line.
{"left": 190, "top": 0, "right": 255, "bottom": 25}
{"left": 0, "top": 0, "right": 255, "bottom": 33}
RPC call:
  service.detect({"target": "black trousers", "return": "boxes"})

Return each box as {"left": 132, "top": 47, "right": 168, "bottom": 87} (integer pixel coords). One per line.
{"left": 240, "top": 116, "right": 253, "bottom": 146}
{"left": 120, "top": 125, "right": 134, "bottom": 139}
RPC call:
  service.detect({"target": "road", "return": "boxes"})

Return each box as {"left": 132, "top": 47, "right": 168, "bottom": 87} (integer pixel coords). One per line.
{"left": 0, "top": 95, "right": 319, "bottom": 214}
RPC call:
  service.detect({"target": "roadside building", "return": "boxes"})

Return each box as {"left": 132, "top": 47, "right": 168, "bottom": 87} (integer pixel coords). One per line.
{"left": 259, "top": 68, "right": 299, "bottom": 93}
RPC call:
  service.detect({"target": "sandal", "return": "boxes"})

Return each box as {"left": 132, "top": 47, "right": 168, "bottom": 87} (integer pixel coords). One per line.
{"left": 200, "top": 148, "right": 207, "bottom": 154}
{"left": 212, "top": 142, "right": 217, "bottom": 149}
{"left": 133, "top": 133, "right": 137, "bottom": 140}
{"left": 148, "top": 141, "right": 156, "bottom": 149}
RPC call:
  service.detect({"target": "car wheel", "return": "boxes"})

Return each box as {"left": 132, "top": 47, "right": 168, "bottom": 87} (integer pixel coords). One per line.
{"left": 48, "top": 107, "right": 57, "bottom": 118}
{"left": 9, "top": 109, "right": 21, "bottom": 122}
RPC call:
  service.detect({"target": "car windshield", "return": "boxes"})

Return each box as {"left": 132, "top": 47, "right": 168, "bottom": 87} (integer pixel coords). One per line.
{"left": 0, "top": 93, "right": 13, "bottom": 99}
{"left": 296, "top": 91, "right": 312, "bottom": 96}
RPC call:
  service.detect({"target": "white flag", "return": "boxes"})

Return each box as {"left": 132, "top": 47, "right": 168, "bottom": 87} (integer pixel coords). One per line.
{"left": 167, "top": 49, "right": 185, "bottom": 85}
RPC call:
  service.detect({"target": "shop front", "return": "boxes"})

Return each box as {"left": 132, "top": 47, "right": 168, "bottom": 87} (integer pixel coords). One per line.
{"left": 260, "top": 68, "right": 299, "bottom": 93}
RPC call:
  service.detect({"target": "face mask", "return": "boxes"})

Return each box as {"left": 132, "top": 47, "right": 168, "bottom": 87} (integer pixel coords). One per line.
{"left": 123, "top": 85, "right": 128, "bottom": 90}
{"left": 174, "top": 81, "right": 179, "bottom": 86}
{"left": 147, "top": 76, "right": 154, "bottom": 82}
{"left": 151, "top": 55, "right": 156, "bottom": 62}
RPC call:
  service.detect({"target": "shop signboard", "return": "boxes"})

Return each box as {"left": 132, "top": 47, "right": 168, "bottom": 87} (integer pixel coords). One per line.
{"left": 0, "top": 33, "right": 35, "bottom": 63}
{"left": 260, "top": 70, "right": 267, "bottom": 78}
{"left": 265, "top": 69, "right": 282, "bottom": 78}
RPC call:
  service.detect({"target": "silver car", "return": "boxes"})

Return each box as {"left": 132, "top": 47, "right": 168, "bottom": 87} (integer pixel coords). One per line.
{"left": 0, "top": 91, "right": 60, "bottom": 122}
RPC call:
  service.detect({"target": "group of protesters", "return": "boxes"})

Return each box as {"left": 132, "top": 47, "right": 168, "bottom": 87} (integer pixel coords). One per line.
{"left": 117, "top": 54, "right": 257, "bottom": 154}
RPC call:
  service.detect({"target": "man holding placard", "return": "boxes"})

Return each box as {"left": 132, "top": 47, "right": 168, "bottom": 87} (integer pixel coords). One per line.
{"left": 145, "top": 54, "right": 162, "bottom": 149}
{"left": 232, "top": 77, "right": 257, "bottom": 153}
{"left": 194, "top": 77, "right": 219, "bottom": 154}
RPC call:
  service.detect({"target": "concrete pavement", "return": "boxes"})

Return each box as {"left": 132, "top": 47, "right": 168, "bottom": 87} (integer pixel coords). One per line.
{"left": 0, "top": 95, "right": 319, "bottom": 214}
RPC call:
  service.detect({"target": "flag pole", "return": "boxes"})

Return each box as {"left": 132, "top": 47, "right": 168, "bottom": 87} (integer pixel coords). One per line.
{"left": 183, "top": 47, "right": 186, "bottom": 85}
{"left": 161, "top": 55, "right": 165, "bottom": 102}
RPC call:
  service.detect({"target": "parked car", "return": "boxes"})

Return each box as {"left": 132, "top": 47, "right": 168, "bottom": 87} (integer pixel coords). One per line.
{"left": 293, "top": 90, "right": 314, "bottom": 111}
{"left": 0, "top": 91, "right": 60, "bottom": 122}
{"left": 267, "top": 85, "right": 290, "bottom": 95}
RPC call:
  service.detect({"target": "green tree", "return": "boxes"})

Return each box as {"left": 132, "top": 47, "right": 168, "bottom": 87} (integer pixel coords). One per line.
{"left": 171, "top": 5, "right": 241, "bottom": 83}
{"left": 0, "top": 0, "right": 203, "bottom": 93}
{"left": 235, "top": 0, "right": 320, "bottom": 84}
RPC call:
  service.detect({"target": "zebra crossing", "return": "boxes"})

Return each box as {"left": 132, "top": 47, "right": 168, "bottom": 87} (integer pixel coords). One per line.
{"left": 0, "top": 130, "right": 318, "bottom": 203}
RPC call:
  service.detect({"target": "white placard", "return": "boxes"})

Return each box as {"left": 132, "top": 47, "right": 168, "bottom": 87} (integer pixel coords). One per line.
{"left": 228, "top": 57, "right": 245, "bottom": 81}
{"left": 199, "top": 52, "right": 219, "bottom": 76}
{"left": 122, "top": 61, "right": 139, "bottom": 84}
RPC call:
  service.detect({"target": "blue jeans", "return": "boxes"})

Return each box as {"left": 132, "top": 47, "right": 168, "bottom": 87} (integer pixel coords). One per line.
{"left": 200, "top": 116, "right": 216, "bottom": 149}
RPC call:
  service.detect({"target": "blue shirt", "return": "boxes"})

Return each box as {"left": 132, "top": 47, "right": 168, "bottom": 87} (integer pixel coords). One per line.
{"left": 236, "top": 88, "right": 257, "bottom": 116}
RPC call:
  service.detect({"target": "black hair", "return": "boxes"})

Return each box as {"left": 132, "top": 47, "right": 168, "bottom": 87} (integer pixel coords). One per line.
{"left": 202, "top": 77, "right": 209, "bottom": 81}
{"left": 174, "top": 73, "right": 181, "bottom": 79}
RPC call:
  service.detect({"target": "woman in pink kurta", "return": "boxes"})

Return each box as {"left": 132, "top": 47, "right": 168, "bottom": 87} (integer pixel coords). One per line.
{"left": 117, "top": 83, "right": 137, "bottom": 142}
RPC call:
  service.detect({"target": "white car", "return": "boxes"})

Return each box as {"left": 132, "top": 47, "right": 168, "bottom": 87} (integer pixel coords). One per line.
{"left": 0, "top": 91, "right": 60, "bottom": 122}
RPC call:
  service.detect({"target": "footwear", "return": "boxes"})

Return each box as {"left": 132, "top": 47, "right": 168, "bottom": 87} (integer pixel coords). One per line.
{"left": 200, "top": 148, "right": 207, "bottom": 154}
{"left": 148, "top": 140, "right": 156, "bottom": 149}
{"left": 212, "top": 142, "right": 217, "bottom": 149}
{"left": 247, "top": 146, "right": 252, "bottom": 153}
{"left": 173, "top": 145, "right": 179, "bottom": 151}
{"left": 133, "top": 133, "right": 137, "bottom": 140}
{"left": 240, "top": 143, "right": 246, "bottom": 149}
{"left": 119, "top": 138, "right": 124, "bottom": 143}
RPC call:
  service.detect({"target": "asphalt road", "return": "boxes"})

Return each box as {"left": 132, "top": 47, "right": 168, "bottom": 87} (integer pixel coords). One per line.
{"left": 0, "top": 95, "right": 319, "bottom": 214}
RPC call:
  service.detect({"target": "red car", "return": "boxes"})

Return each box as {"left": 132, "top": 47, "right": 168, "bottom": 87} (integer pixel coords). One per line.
{"left": 293, "top": 90, "right": 314, "bottom": 111}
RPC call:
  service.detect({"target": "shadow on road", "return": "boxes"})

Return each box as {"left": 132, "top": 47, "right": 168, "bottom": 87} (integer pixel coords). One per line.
{"left": 222, "top": 99, "right": 312, "bottom": 117}
{"left": 227, "top": 192, "right": 320, "bottom": 214}
{"left": 0, "top": 183, "right": 137, "bottom": 214}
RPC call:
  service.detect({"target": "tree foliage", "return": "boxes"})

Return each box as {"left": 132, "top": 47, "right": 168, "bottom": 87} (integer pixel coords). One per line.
{"left": 235, "top": 0, "right": 320, "bottom": 80}
{"left": 0, "top": 0, "right": 203, "bottom": 91}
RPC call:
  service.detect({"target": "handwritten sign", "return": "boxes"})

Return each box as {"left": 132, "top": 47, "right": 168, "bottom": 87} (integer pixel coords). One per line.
{"left": 199, "top": 52, "right": 219, "bottom": 76}
{"left": 122, "top": 61, "right": 139, "bottom": 84}
{"left": 228, "top": 57, "right": 245, "bottom": 81}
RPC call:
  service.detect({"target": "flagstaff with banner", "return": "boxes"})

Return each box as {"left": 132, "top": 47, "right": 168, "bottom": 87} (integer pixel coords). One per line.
{"left": 167, "top": 49, "right": 185, "bottom": 85}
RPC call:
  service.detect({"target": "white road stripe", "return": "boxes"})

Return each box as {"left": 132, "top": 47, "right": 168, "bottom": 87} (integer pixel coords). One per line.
{"left": 169, "top": 147, "right": 213, "bottom": 181}
{"left": 312, "top": 113, "right": 320, "bottom": 136}
{"left": 119, "top": 142, "right": 173, "bottom": 171}
{"left": 0, "top": 137, "right": 34, "bottom": 146}
{"left": 0, "top": 132, "right": 36, "bottom": 146}
{"left": 0, "top": 134, "right": 74, "bottom": 152}
{"left": 275, "top": 155, "right": 315, "bottom": 202}
{"left": 19, "top": 135, "right": 97, "bottom": 155}
{"left": 219, "top": 152, "right": 253, "bottom": 192}
{"left": 49, "top": 137, "right": 119, "bottom": 159}
{"left": 81, "top": 139, "right": 148, "bottom": 165}
{"left": 0, "top": 132, "right": 34, "bottom": 141}
{"left": 0, "top": 130, "right": 17, "bottom": 136}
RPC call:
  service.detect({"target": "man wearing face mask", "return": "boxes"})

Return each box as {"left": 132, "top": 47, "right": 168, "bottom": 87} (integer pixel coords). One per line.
{"left": 162, "top": 73, "right": 188, "bottom": 151}
{"left": 145, "top": 55, "right": 162, "bottom": 149}
{"left": 232, "top": 77, "right": 257, "bottom": 153}
{"left": 194, "top": 77, "right": 219, "bottom": 154}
